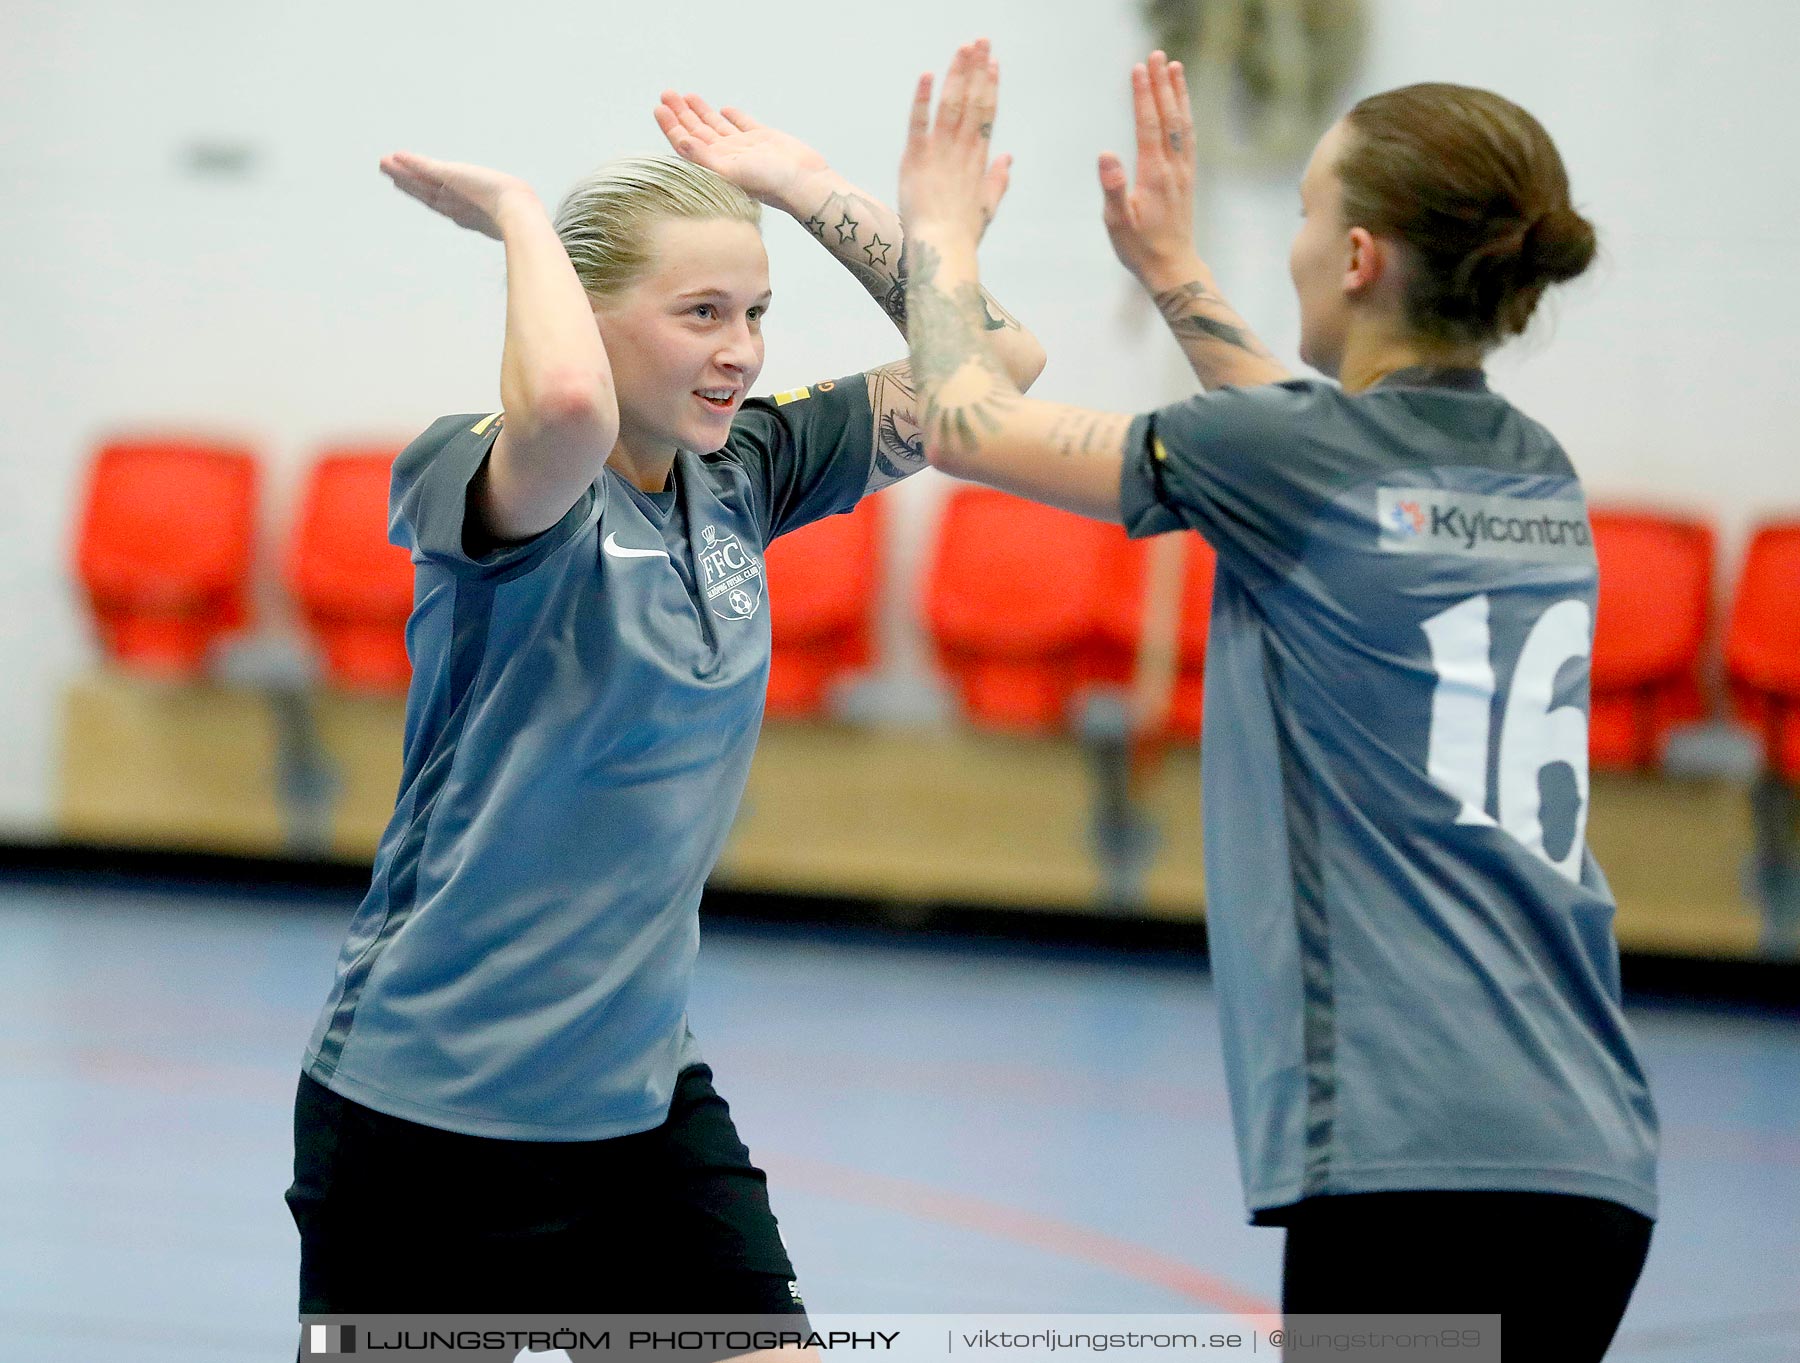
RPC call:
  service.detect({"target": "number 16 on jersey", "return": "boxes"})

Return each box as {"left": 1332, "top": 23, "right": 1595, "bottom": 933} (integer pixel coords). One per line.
{"left": 1421, "top": 594, "right": 1594, "bottom": 883}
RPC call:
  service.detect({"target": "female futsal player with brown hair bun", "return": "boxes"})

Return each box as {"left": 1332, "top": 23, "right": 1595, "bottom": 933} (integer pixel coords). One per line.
{"left": 286, "top": 41, "right": 1041, "bottom": 1325}
{"left": 900, "top": 47, "right": 1655, "bottom": 1361}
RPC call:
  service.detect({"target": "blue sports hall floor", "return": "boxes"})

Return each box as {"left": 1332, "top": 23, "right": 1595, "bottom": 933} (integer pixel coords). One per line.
{"left": 1, "top": 874, "right": 1796, "bottom": 1361}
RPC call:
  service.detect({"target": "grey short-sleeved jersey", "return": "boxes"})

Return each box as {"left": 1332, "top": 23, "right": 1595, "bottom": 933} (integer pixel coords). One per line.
{"left": 304, "top": 377, "right": 874, "bottom": 1140}
{"left": 1121, "top": 369, "right": 1658, "bottom": 1224}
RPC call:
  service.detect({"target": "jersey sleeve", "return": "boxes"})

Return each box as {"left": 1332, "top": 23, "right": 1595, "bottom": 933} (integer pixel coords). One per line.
{"left": 390, "top": 412, "right": 599, "bottom": 580}
{"left": 723, "top": 375, "right": 877, "bottom": 543}
{"left": 1119, "top": 379, "right": 1344, "bottom": 583}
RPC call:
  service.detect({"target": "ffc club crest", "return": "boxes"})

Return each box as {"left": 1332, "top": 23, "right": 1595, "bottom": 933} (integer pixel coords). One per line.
{"left": 699, "top": 524, "right": 763, "bottom": 621}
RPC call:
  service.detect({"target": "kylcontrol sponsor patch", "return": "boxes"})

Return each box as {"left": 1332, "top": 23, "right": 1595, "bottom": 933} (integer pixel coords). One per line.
{"left": 1377, "top": 488, "right": 1591, "bottom": 561}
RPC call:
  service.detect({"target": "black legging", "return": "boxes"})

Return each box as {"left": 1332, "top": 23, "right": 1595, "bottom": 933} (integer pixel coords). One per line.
{"left": 1280, "top": 1191, "right": 1653, "bottom": 1362}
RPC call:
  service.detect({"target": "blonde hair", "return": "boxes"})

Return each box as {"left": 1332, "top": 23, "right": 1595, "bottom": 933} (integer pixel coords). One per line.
{"left": 552, "top": 155, "right": 761, "bottom": 301}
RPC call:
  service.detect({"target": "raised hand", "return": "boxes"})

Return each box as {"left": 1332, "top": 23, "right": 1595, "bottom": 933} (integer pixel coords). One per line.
{"left": 654, "top": 94, "right": 830, "bottom": 214}
{"left": 898, "top": 39, "right": 1013, "bottom": 244}
{"left": 1095, "top": 53, "right": 1287, "bottom": 389}
{"left": 379, "top": 151, "right": 537, "bottom": 240}
{"left": 1098, "top": 52, "right": 1200, "bottom": 283}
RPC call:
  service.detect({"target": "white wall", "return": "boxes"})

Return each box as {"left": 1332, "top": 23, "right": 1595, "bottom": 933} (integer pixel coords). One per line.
{"left": 3, "top": 0, "right": 1796, "bottom": 836}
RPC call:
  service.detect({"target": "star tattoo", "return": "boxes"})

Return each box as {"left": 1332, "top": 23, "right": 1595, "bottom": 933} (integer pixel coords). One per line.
{"left": 802, "top": 214, "right": 826, "bottom": 239}
{"left": 862, "top": 233, "right": 893, "bottom": 268}
{"left": 833, "top": 211, "right": 860, "bottom": 245}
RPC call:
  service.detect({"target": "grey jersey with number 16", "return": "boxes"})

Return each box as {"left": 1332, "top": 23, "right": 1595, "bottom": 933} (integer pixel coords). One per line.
{"left": 1121, "top": 369, "right": 1658, "bottom": 1224}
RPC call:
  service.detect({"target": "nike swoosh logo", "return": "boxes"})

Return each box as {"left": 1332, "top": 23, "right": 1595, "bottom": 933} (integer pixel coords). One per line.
{"left": 603, "top": 531, "right": 670, "bottom": 561}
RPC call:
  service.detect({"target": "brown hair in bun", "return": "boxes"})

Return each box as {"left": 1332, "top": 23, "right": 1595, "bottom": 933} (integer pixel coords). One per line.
{"left": 1337, "top": 83, "right": 1596, "bottom": 345}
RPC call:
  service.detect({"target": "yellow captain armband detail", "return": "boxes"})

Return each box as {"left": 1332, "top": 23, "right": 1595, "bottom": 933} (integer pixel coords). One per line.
{"left": 771, "top": 387, "right": 811, "bottom": 406}
{"left": 470, "top": 411, "right": 504, "bottom": 435}
{"left": 1153, "top": 435, "right": 1170, "bottom": 462}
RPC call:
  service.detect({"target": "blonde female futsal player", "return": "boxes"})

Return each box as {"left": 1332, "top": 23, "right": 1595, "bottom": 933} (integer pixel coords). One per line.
{"left": 898, "top": 44, "right": 1655, "bottom": 1361}
{"left": 286, "top": 43, "right": 1042, "bottom": 1319}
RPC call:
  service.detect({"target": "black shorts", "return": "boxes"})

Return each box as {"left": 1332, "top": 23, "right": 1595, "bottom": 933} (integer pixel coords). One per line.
{"left": 286, "top": 1063, "right": 806, "bottom": 1318}
{"left": 1278, "top": 1190, "right": 1653, "bottom": 1363}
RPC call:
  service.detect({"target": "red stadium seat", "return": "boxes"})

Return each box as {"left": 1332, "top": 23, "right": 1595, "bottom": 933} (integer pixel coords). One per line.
{"left": 924, "top": 487, "right": 1122, "bottom": 733}
{"left": 1091, "top": 534, "right": 1217, "bottom": 743}
{"left": 288, "top": 448, "right": 414, "bottom": 692}
{"left": 1588, "top": 508, "right": 1715, "bottom": 770}
{"left": 763, "top": 495, "right": 882, "bottom": 716}
{"left": 74, "top": 437, "right": 259, "bottom": 678}
{"left": 1726, "top": 520, "right": 1800, "bottom": 780}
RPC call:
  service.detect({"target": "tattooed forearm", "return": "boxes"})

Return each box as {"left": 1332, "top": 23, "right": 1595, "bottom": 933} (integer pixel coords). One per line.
{"left": 1165, "top": 311, "right": 1254, "bottom": 350}
{"left": 1043, "top": 407, "right": 1123, "bottom": 459}
{"left": 904, "top": 238, "right": 1025, "bottom": 459}
{"left": 897, "top": 231, "right": 1127, "bottom": 516}
{"left": 1150, "top": 279, "right": 1288, "bottom": 389}
{"left": 861, "top": 233, "right": 895, "bottom": 268}
{"left": 882, "top": 264, "right": 909, "bottom": 328}
{"left": 925, "top": 386, "right": 1026, "bottom": 455}
{"left": 794, "top": 185, "right": 1022, "bottom": 343}
{"left": 904, "top": 240, "right": 992, "bottom": 386}
{"left": 980, "top": 292, "right": 1019, "bottom": 333}
{"left": 800, "top": 195, "right": 863, "bottom": 247}
{"left": 1153, "top": 281, "right": 1264, "bottom": 352}
{"left": 799, "top": 189, "right": 909, "bottom": 324}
